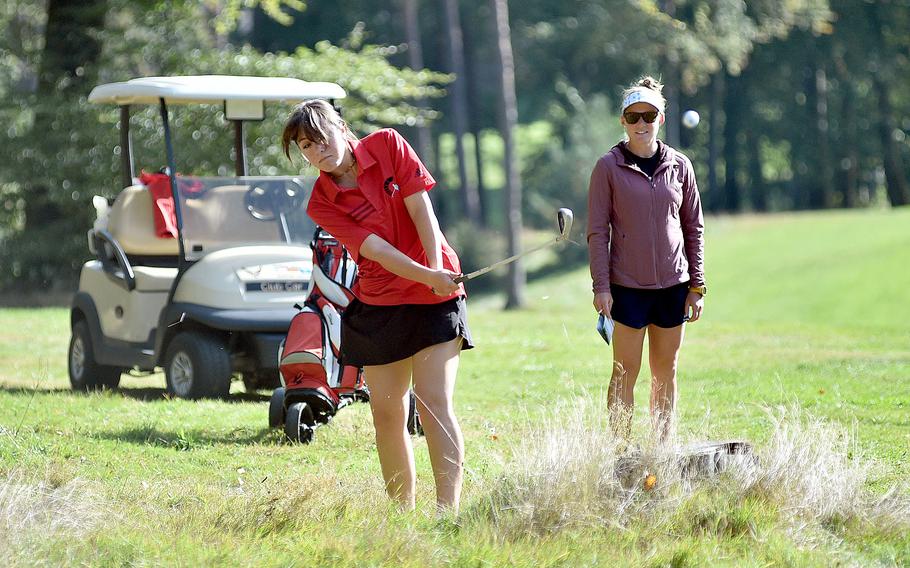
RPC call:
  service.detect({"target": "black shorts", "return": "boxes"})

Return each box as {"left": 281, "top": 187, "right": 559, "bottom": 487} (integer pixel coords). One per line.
{"left": 610, "top": 282, "right": 689, "bottom": 329}
{"left": 340, "top": 296, "right": 474, "bottom": 367}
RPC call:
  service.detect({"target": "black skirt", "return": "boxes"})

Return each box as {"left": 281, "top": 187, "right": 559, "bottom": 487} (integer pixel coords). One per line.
{"left": 340, "top": 296, "right": 474, "bottom": 367}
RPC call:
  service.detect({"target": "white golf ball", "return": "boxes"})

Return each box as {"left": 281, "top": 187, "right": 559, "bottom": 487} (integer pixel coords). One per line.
{"left": 682, "top": 109, "right": 700, "bottom": 129}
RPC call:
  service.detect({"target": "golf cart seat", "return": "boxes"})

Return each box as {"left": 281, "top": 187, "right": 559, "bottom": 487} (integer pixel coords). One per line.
{"left": 180, "top": 184, "right": 281, "bottom": 250}
{"left": 108, "top": 184, "right": 181, "bottom": 257}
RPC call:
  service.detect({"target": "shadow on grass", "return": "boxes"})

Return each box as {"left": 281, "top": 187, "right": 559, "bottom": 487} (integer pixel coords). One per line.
{"left": 94, "top": 424, "right": 278, "bottom": 448}
{"left": 116, "top": 387, "right": 271, "bottom": 404}
{"left": 0, "top": 385, "right": 271, "bottom": 404}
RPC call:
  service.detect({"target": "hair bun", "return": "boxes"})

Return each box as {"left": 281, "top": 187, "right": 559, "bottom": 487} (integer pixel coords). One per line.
{"left": 638, "top": 76, "right": 664, "bottom": 93}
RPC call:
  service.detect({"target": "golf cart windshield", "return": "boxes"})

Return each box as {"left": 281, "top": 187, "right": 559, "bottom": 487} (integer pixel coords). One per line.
{"left": 175, "top": 175, "right": 316, "bottom": 261}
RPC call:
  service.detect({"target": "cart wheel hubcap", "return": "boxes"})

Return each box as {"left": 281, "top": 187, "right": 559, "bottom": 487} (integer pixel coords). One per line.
{"left": 71, "top": 336, "right": 86, "bottom": 378}
{"left": 170, "top": 352, "right": 194, "bottom": 395}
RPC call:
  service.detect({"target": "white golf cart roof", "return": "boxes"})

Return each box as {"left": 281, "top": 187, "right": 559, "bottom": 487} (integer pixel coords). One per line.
{"left": 88, "top": 75, "right": 346, "bottom": 105}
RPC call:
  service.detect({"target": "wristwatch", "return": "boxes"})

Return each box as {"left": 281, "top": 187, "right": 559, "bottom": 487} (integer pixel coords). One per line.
{"left": 688, "top": 285, "right": 707, "bottom": 296}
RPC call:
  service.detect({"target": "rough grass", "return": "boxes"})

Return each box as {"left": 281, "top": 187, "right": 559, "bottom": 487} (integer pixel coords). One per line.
{"left": 0, "top": 471, "right": 112, "bottom": 562}
{"left": 1, "top": 207, "right": 909, "bottom": 565}
{"left": 470, "top": 397, "right": 910, "bottom": 545}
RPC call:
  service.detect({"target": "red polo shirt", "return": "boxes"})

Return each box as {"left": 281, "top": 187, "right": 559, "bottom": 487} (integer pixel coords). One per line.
{"left": 306, "top": 128, "right": 464, "bottom": 306}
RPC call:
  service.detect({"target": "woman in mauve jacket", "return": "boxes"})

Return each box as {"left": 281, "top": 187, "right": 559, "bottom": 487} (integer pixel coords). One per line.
{"left": 587, "top": 76, "right": 706, "bottom": 443}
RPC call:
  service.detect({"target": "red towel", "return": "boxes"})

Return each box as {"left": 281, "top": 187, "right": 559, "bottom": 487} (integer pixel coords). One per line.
{"left": 139, "top": 171, "right": 178, "bottom": 239}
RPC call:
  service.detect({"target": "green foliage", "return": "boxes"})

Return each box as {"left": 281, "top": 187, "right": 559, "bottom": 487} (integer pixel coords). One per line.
{"left": 215, "top": 0, "right": 306, "bottom": 34}
{"left": 522, "top": 93, "right": 624, "bottom": 227}
{"left": 0, "top": 1, "right": 448, "bottom": 295}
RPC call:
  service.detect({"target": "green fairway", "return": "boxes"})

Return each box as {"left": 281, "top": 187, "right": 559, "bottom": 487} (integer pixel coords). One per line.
{"left": 1, "top": 208, "right": 909, "bottom": 566}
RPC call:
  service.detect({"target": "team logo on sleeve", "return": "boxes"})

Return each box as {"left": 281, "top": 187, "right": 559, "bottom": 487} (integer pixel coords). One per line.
{"left": 383, "top": 177, "right": 400, "bottom": 197}
{"left": 416, "top": 166, "right": 425, "bottom": 178}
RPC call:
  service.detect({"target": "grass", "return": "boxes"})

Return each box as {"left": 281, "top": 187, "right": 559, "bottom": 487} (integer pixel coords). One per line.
{"left": 1, "top": 207, "right": 909, "bottom": 566}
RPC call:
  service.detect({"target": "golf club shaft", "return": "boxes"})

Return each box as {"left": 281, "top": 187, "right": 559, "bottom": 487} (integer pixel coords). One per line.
{"left": 453, "top": 207, "right": 574, "bottom": 284}
{"left": 453, "top": 237, "right": 562, "bottom": 283}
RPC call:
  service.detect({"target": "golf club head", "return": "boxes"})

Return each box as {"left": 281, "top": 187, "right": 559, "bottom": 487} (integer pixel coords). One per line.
{"left": 557, "top": 208, "right": 574, "bottom": 239}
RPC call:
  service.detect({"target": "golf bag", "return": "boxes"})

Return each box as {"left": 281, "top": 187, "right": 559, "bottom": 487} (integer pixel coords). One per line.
{"left": 270, "top": 228, "right": 368, "bottom": 443}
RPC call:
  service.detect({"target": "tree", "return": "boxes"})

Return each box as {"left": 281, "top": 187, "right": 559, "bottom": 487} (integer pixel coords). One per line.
{"left": 16, "top": 0, "right": 108, "bottom": 293}
{"left": 866, "top": 1, "right": 909, "bottom": 207}
{"left": 441, "top": 0, "right": 481, "bottom": 224}
{"left": 399, "top": 0, "right": 434, "bottom": 171}
{"left": 490, "top": 0, "right": 524, "bottom": 309}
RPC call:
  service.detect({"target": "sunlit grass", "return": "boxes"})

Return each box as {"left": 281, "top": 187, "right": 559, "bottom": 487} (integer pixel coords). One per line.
{"left": 1, "top": 208, "right": 909, "bottom": 565}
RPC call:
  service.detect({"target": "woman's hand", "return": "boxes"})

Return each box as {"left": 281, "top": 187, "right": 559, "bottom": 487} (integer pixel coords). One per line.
{"left": 427, "top": 269, "right": 460, "bottom": 296}
{"left": 593, "top": 292, "right": 613, "bottom": 316}
{"left": 684, "top": 292, "right": 704, "bottom": 322}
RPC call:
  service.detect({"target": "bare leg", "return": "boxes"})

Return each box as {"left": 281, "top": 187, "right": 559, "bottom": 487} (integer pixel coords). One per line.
{"left": 608, "top": 322, "right": 647, "bottom": 440}
{"left": 364, "top": 358, "right": 415, "bottom": 510}
{"left": 647, "top": 324, "right": 685, "bottom": 443}
{"left": 411, "top": 337, "right": 464, "bottom": 513}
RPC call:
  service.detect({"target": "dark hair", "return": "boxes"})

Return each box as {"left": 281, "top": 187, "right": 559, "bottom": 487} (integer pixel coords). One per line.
{"left": 281, "top": 99, "right": 357, "bottom": 161}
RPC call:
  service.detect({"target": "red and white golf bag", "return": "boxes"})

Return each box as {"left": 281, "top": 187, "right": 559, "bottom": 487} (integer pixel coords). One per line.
{"left": 271, "top": 228, "right": 368, "bottom": 442}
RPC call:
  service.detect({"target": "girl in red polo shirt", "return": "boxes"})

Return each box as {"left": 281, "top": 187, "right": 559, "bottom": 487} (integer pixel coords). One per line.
{"left": 282, "top": 100, "right": 473, "bottom": 513}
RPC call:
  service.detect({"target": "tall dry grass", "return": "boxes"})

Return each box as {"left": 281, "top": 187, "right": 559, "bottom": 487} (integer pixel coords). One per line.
{"left": 471, "top": 395, "right": 910, "bottom": 542}
{"left": 0, "top": 470, "right": 111, "bottom": 560}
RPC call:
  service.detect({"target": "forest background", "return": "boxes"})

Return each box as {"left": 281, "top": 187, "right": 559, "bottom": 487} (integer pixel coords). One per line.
{"left": 1, "top": 0, "right": 908, "bottom": 305}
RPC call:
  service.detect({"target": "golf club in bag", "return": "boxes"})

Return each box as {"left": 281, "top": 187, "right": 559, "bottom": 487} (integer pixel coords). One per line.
{"left": 454, "top": 208, "right": 574, "bottom": 284}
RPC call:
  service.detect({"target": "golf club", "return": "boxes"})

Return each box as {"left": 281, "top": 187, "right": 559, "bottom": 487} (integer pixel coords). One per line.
{"left": 454, "top": 208, "right": 574, "bottom": 284}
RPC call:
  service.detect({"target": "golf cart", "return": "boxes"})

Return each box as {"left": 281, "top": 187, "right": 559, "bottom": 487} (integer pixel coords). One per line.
{"left": 68, "top": 75, "right": 345, "bottom": 399}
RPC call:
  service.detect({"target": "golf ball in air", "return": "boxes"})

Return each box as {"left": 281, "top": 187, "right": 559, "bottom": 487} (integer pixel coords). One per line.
{"left": 682, "top": 109, "right": 700, "bottom": 128}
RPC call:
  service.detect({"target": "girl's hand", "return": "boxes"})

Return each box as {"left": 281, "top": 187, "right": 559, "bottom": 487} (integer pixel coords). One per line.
{"left": 427, "top": 269, "right": 460, "bottom": 296}
{"left": 593, "top": 292, "right": 613, "bottom": 316}
{"left": 684, "top": 292, "right": 704, "bottom": 322}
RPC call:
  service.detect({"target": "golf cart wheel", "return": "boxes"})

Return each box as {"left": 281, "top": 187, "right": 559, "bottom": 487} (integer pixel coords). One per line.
{"left": 407, "top": 390, "right": 423, "bottom": 436}
{"left": 285, "top": 401, "right": 315, "bottom": 443}
{"left": 268, "top": 387, "right": 286, "bottom": 428}
{"left": 68, "top": 320, "right": 122, "bottom": 391}
{"left": 163, "top": 331, "right": 231, "bottom": 400}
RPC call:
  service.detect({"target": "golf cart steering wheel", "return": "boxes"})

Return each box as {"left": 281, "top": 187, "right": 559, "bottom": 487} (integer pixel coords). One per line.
{"left": 244, "top": 179, "right": 307, "bottom": 221}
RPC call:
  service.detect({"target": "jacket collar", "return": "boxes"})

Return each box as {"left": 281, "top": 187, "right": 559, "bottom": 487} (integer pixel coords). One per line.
{"left": 612, "top": 140, "right": 677, "bottom": 176}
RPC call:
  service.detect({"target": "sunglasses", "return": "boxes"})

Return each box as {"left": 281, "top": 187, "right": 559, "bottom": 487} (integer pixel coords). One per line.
{"left": 623, "top": 110, "right": 660, "bottom": 124}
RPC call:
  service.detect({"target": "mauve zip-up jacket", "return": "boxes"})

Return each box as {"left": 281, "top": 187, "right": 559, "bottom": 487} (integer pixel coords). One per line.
{"left": 587, "top": 141, "right": 705, "bottom": 293}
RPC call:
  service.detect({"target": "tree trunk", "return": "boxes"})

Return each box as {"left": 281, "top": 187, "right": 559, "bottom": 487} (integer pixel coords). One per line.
{"left": 832, "top": 47, "right": 858, "bottom": 208}
{"left": 807, "top": 41, "right": 835, "bottom": 209}
{"left": 400, "top": 0, "right": 434, "bottom": 172}
{"left": 26, "top": 0, "right": 108, "bottom": 229}
{"left": 740, "top": 65, "right": 765, "bottom": 211}
{"left": 490, "top": 0, "right": 525, "bottom": 309}
{"left": 722, "top": 71, "right": 740, "bottom": 213}
{"left": 441, "top": 0, "right": 481, "bottom": 223}
{"left": 461, "top": 10, "right": 488, "bottom": 227}
{"left": 840, "top": 105, "right": 859, "bottom": 208}
{"left": 747, "top": 124, "right": 767, "bottom": 212}
{"left": 706, "top": 72, "right": 723, "bottom": 212}
{"left": 659, "top": 0, "right": 679, "bottom": 148}
{"left": 872, "top": 73, "right": 910, "bottom": 207}
{"left": 866, "top": 2, "right": 909, "bottom": 207}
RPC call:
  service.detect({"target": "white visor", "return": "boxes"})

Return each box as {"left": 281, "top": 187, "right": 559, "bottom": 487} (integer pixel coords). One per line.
{"left": 621, "top": 88, "right": 665, "bottom": 114}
